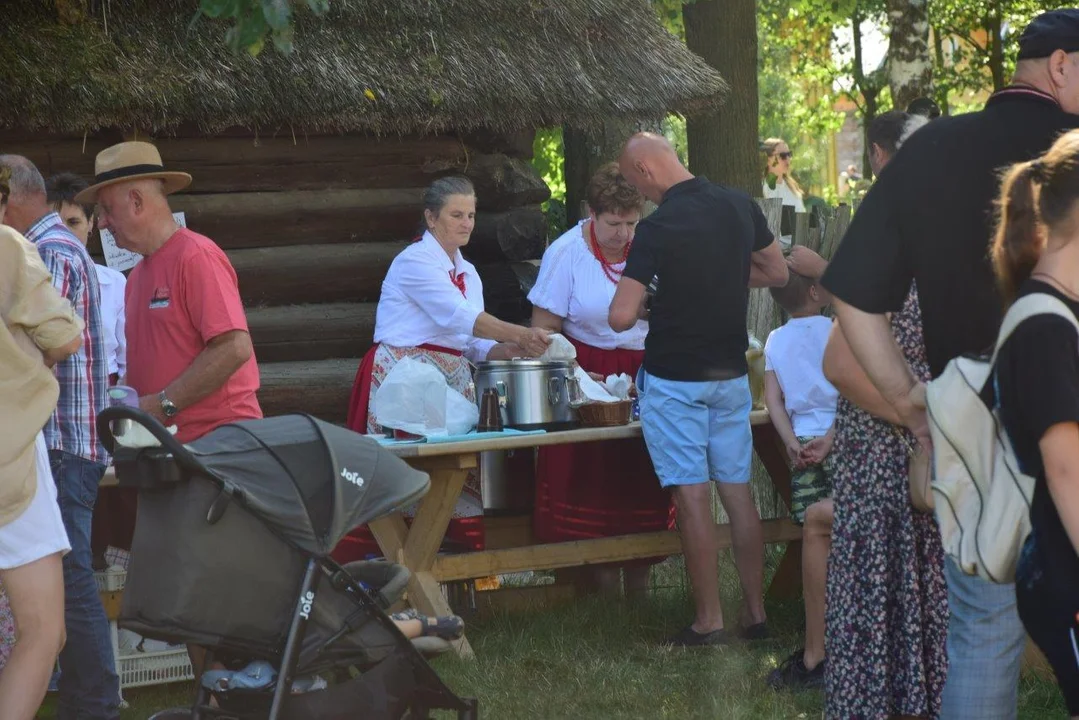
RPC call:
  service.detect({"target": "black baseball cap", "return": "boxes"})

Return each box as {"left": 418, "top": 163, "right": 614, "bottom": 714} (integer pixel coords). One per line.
{"left": 1017, "top": 9, "right": 1079, "bottom": 60}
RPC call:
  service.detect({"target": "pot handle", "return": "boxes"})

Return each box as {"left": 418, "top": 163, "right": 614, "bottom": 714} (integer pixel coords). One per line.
{"left": 567, "top": 375, "right": 587, "bottom": 408}
{"left": 547, "top": 376, "right": 562, "bottom": 406}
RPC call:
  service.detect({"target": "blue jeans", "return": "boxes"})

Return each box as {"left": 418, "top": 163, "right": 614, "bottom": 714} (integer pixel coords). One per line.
{"left": 49, "top": 450, "right": 120, "bottom": 720}
{"left": 939, "top": 556, "right": 1025, "bottom": 720}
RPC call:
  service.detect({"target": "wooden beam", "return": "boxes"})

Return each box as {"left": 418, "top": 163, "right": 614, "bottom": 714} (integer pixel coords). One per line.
{"left": 257, "top": 358, "right": 357, "bottom": 424}
{"left": 430, "top": 518, "right": 802, "bottom": 582}
{"left": 171, "top": 189, "right": 423, "bottom": 250}
{"left": 462, "top": 206, "right": 547, "bottom": 263}
{"left": 231, "top": 242, "right": 406, "bottom": 306}
{"left": 465, "top": 154, "right": 551, "bottom": 210}
{"left": 248, "top": 303, "right": 375, "bottom": 363}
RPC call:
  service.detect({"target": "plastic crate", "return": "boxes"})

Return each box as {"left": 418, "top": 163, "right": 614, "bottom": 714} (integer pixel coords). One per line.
{"left": 118, "top": 647, "right": 194, "bottom": 689}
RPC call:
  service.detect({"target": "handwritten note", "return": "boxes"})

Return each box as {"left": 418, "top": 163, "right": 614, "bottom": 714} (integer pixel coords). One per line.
{"left": 100, "top": 212, "right": 187, "bottom": 272}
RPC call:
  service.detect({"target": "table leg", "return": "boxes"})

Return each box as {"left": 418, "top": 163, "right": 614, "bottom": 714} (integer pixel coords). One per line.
{"left": 752, "top": 422, "right": 802, "bottom": 600}
{"left": 369, "top": 465, "right": 476, "bottom": 659}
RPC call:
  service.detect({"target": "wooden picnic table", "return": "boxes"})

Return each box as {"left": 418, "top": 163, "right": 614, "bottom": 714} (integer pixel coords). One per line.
{"left": 373, "top": 410, "right": 800, "bottom": 658}
{"left": 99, "top": 411, "right": 800, "bottom": 660}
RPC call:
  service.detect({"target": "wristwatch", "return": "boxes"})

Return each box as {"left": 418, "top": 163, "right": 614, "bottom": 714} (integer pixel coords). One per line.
{"left": 158, "top": 391, "right": 179, "bottom": 419}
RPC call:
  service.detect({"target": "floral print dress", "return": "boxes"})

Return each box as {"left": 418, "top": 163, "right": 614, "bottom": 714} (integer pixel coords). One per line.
{"left": 824, "top": 286, "right": 949, "bottom": 719}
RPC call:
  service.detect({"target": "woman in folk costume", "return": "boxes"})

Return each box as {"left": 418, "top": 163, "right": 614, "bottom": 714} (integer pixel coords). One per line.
{"left": 0, "top": 168, "right": 81, "bottom": 719}
{"left": 528, "top": 163, "right": 674, "bottom": 596}
{"left": 339, "top": 176, "right": 551, "bottom": 561}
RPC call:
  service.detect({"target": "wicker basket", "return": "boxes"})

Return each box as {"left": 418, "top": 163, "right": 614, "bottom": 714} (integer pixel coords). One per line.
{"left": 577, "top": 400, "right": 632, "bottom": 427}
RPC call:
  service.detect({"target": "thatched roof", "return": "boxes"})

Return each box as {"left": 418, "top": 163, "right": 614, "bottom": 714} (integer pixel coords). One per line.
{"left": 0, "top": 0, "right": 727, "bottom": 135}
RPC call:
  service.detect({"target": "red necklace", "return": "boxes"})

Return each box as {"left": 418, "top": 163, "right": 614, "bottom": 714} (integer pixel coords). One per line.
{"left": 588, "top": 221, "right": 630, "bottom": 285}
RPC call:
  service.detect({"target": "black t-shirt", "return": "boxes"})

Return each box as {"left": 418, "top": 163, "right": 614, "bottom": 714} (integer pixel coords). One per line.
{"left": 996, "top": 280, "right": 1079, "bottom": 597}
{"left": 622, "top": 177, "right": 774, "bottom": 381}
{"left": 822, "top": 87, "right": 1079, "bottom": 377}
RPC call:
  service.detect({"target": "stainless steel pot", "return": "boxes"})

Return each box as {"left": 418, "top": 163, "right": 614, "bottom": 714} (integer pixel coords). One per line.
{"left": 473, "top": 360, "right": 583, "bottom": 431}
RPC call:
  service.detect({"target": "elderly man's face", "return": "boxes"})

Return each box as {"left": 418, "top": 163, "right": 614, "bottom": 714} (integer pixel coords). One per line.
{"left": 95, "top": 183, "right": 140, "bottom": 252}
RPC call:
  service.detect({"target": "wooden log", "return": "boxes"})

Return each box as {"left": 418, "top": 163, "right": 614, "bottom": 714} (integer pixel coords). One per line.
{"left": 3, "top": 135, "right": 471, "bottom": 193}
{"left": 171, "top": 189, "right": 423, "bottom": 250}
{"left": 230, "top": 242, "right": 406, "bottom": 306}
{"left": 463, "top": 207, "right": 547, "bottom": 264}
{"left": 474, "top": 261, "right": 540, "bottom": 324}
{"left": 465, "top": 154, "right": 551, "bottom": 211}
{"left": 248, "top": 303, "right": 376, "bottom": 363}
{"left": 257, "top": 358, "right": 357, "bottom": 424}
{"left": 820, "top": 203, "right": 851, "bottom": 261}
{"left": 459, "top": 130, "right": 536, "bottom": 161}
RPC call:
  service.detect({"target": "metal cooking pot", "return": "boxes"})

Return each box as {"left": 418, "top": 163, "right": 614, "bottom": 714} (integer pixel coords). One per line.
{"left": 473, "top": 360, "right": 583, "bottom": 431}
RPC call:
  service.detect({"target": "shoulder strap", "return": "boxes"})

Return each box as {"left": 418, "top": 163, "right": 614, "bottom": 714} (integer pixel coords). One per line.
{"left": 990, "top": 292, "right": 1079, "bottom": 365}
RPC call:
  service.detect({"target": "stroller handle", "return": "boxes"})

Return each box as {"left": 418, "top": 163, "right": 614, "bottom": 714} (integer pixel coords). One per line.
{"left": 96, "top": 405, "right": 204, "bottom": 475}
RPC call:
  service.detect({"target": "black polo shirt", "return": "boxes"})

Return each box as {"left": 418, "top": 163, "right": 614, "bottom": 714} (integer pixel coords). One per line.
{"left": 822, "top": 86, "right": 1079, "bottom": 377}
{"left": 622, "top": 177, "right": 774, "bottom": 381}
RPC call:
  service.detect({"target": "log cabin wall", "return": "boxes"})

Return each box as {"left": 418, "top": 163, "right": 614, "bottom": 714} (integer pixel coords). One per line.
{"left": 4, "top": 127, "right": 550, "bottom": 425}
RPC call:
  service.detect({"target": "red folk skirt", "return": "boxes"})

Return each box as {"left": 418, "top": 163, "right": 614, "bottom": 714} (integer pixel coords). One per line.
{"left": 533, "top": 337, "right": 675, "bottom": 558}
{"left": 333, "top": 343, "right": 485, "bottom": 564}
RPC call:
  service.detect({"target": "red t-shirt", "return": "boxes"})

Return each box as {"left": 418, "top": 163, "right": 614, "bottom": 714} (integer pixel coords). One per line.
{"left": 126, "top": 228, "right": 262, "bottom": 443}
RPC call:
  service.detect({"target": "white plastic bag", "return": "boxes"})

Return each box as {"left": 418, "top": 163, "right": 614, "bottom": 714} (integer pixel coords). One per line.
{"left": 446, "top": 386, "right": 480, "bottom": 436}
{"left": 373, "top": 357, "right": 448, "bottom": 436}
{"left": 537, "top": 333, "right": 577, "bottom": 362}
{"left": 604, "top": 373, "right": 632, "bottom": 400}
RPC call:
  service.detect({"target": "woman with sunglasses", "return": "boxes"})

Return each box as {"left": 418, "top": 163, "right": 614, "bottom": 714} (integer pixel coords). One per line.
{"left": 762, "top": 138, "right": 806, "bottom": 215}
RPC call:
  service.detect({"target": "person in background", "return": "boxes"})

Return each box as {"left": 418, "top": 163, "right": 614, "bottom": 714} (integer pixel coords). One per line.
{"left": 341, "top": 176, "right": 550, "bottom": 560}
{"left": 762, "top": 256, "right": 837, "bottom": 691}
{"left": 761, "top": 138, "right": 806, "bottom": 214}
{"left": 0, "top": 154, "right": 119, "bottom": 719}
{"left": 46, "top": 173, "right": 126, "bottom": 384}
{"left": 529, "top": 162, "right": 673, "bottom": 597}
{"left": 612, "top": 133, "right": 788, "bottom": 646}
{"left": 907, "top": 97, "right": 942, "bottom": 120}
{"left": 992, "top": 130, "right": 1079, "bottom": 719}
{"left": 0, "top": 169, "right": 79, "bottom": 720}
{"left": 45, "top": 173, "right": 135, "bottom": 568}
{"left": 78, "top": 141, "right": 263, "bottom": 678}
{"left": 820, "top": 11, "right": 1079, "bottom": 718}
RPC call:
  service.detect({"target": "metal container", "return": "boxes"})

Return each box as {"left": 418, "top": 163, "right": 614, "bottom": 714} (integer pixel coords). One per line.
{"left": 479, "top": 449, "right": 536, "bottom": 515}
{"left": 473, "top": 360, "right": 582, "bottom": 431}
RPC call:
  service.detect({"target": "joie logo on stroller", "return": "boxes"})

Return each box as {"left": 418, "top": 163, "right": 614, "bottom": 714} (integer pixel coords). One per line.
{"left": 341, "top": 467, "right": 365, "bottom": 488}
{"left": 299, "top": 590, "right": 315, "bottom": 620}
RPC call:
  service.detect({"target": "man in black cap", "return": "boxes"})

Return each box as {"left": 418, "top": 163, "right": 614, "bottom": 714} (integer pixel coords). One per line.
{"left": 820, "top": 9, "right": 1079, "bottom": 720}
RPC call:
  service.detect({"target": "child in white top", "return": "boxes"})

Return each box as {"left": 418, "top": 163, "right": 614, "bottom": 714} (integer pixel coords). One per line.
{"left": 764, "top": 268, "right": 838, "bottom": 525}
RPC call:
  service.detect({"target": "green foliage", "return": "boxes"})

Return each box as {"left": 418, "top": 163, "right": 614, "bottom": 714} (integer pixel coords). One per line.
{"left": 196, "top": 0, "right": 329, "bottom": 55}
{"left": 532, "top": 128, "right": 568, "bottom": 238}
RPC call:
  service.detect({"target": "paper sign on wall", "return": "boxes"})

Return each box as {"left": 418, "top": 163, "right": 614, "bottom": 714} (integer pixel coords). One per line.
{"left": 100, "top": 212, "right": 187, "bottom": 272}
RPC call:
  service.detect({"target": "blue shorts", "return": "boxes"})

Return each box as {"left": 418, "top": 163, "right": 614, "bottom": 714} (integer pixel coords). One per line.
{"left": 637, "top": 368, "right": 753, "bottom": 487}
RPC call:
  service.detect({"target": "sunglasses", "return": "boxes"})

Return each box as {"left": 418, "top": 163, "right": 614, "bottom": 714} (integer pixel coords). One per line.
{"left": 775, "top": 152, "right": 793, "bottom": 161}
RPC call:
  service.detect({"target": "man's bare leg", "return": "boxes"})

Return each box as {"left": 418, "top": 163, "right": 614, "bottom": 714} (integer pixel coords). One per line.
{"left": 716, "top": 482, "right": 766, "bottom": 627}
{"left": 673, "top": 482, "right": 724, "bottom": 633}
{"left": 0, "top": 553, "right": 66, "bottom": 720}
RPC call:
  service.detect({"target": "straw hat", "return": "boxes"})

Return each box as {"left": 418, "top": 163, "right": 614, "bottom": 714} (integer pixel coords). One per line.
{"left": 74, "top": 141, "right": 192, "bottom": 204}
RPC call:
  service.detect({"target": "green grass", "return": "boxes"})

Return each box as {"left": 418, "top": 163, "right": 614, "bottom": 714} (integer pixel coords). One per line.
{"left": 36, "top": 550, "right": 1068, "bottom": 719}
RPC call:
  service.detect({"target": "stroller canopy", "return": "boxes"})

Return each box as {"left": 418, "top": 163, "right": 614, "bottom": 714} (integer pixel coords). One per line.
{"left": 186, "top": 415, "right": 429, "bottom": 555}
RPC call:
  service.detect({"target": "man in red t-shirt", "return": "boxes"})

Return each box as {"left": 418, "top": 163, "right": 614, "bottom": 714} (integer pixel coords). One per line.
{"left": 76, "top": 142, "right": 262, "bottom": 443}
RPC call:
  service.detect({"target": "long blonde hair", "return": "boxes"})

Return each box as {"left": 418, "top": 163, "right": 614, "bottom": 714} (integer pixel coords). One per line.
{"left": 991, "top": 129, "right": 1079, "bottom": 305}
{"left": 762, "top": 137, "right": 804, "bottom": 198}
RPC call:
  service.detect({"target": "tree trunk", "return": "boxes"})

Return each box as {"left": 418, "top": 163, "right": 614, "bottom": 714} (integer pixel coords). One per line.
{"left": 987, "top": 7, "right": 1005, "bottom": 92}
{"left": 683, "top": 0, "right": 760, "bottom": 196}
{"left": 932, "top": 26, "right": 951, "bottom": 116}
{"left": 887, "top": 0, "right": 933, "bottom": 111}
{"left": 563, "top": 121, "right": 637, "bottom": 225}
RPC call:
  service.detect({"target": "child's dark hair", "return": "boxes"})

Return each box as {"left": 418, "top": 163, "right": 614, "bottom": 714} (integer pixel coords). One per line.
{"left": 45, "top": 172, "right": 94, "bottom": 220}
{"left": 991, "top": 129, "right": 1079, "bottom": 304}
{"left": 769, "top": 270, "right": 816, "bottom": 315}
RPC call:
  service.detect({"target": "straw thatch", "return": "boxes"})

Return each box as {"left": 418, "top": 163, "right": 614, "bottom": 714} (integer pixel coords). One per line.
{"left": 0, "top": 0, "right": 727, "bottom": 135}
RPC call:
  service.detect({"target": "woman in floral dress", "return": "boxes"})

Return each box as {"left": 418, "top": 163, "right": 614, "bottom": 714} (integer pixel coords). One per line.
{"left": 824, "top": 286, "right": 949, "bottom": 719}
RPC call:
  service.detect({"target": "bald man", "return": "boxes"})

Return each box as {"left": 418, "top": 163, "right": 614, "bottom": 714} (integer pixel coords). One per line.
{"left": 0, "top": 154, "right": 119, "bottom": 718}
{"left": 610, "top": 133, "right": 788, "bottom": 646}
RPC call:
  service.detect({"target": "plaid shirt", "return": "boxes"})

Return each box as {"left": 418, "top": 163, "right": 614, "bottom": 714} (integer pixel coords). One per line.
{"left": 26, "top": 213, "right": 108, "bottom": 465}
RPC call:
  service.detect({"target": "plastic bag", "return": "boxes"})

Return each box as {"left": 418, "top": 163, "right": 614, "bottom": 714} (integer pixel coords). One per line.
{"left": 373, "top": 357, "right": 449, "bottom": 436}
{"left": 537, "top": 333, "right": 577, "bottom": 362}
{"left": 373, "top": 357, "right": 479, "bottom": 437}
{"left": 604, "top": 373, "right": 632, "bottom": 400}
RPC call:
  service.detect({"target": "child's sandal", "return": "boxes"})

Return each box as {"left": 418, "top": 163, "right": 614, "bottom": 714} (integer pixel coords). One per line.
{"left": 419, "top": 614, "right": 465, "bottom": 641}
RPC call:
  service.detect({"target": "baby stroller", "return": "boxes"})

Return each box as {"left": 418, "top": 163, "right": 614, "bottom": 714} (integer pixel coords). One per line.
{"left": 96, "top": 407, "right": 478, "bottom": 720}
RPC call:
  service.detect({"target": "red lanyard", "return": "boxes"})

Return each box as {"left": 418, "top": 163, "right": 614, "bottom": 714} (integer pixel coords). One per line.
{"left": 588, "top": 221, "right": 630, "bottom": 285}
